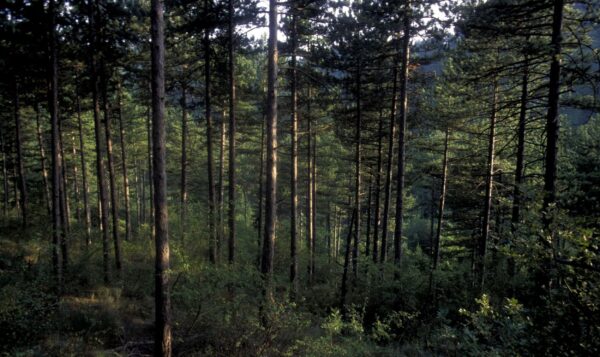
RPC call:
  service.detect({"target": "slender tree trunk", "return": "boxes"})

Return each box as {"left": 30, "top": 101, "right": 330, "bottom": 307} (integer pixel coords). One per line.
{"left": 205, "top": 16, "right": 217, "bottom": 263}
{"left": 1, "top": 130, "right": 8, "bottom": 217}
{"left": 433, "top": 127, "right": 449, "bottom": 270}
{"left": 59, "top": 122, "right": 71, "bottom": 232}
{"left": 180, "top": 83, "right": 188, "bottom": 241}
{"left": 372, "top": 110, "right": 383, "bottom": 263}
{"left": 71, "top": 136, "right": 81, "bottom": 223}
{"left": 311, "top": 112, "right": 317, "bottom": 278}
{"left": 151, "top": 0, "right": 172, "bottom": 354}
{"left": 35, "top": 104, "right": 52, "bottom": 215}
{"left": 117, "top": 79, "right": 131, "bottom": 242}
{"left": 147, "top": 92, "right": 154, "bottom": 237}
{"left": 49, "top": 0, "right": 62, "bottom": 290}
{"left": 289, "top": 7, "right": 299, "bottom": 297}
{"left": 340, "top": 209, "right": 356, "bottom": 313}
{"left": 543, "top": 0, "right": 564, "bottom": 229}
{"left": 394, "top": 7, "right": 411, "bottom": 268}
{"left": 261, "top": 0, "right": 278, "bottom": 320}
{"left": 78, "top": 81, "right": 91, "bottom": 244}
{"left": 218, "top": 107, "right": 226, "bottom": 256}
{"left": 307, "top": 100, "right": 314, "bottom": 283}
{"left": 90, "top": 0, "right": 110, "bottom": 284}
{"left": 476, "top": 81, "right": 498, "bottom": 291}
{"left": 352, "top": 63, "right": 362, "bottom": 278}
{"left": 380, "top": 56, "right": 399, "bottom": 264}
{"left": 256, "top": 116, "right": 265, "bottom": 267}
{"left": 366, "top": 183, "right": 372, "bottom": 258}
{"left": 227, "top": 0, "right": 237, "bottom": 264}
{"left": 13, "top": 79, "right": 28, "bottom": 227}
{"left": 429, "top": 183, "right": 435, "bottom": 256}
{"left": 102, "top": 75, "right": 122, "bottom": 275}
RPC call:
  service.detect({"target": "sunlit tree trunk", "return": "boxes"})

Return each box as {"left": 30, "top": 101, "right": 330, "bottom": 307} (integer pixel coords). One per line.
{"left": 289, "top": 6, "right": 299, "bottom": 296}
{"left": 151, "top": 0, "right": 172, "bottom": 354}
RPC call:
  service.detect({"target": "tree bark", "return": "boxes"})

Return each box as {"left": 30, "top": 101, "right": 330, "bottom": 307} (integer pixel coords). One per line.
{"left": 289, "top": 6, "right": 299, "bottom": 297}
{"left": 35, "top": 104, "right": 52, "bottom": 215}
{"left": 49, "top": 0, "right": 62, "bottom": 290}
{"left": 117, "top": 79, "right": 131, "bottom": 242}
{"left": 227, "top": 0, "right": 237, "bottom": 264}
{"left": 151, "top": 0, "right": 172, "bottom": 354}
{"left": 76, "top": 84, "right": 91, "bottom": 243}
{"left": 180, "top": 82, "right": 188, "bottom": 241}
{"left": 372, "top": 110, "right": 383, "bottom": 263}
{"left": 476, "top": 81, "right": 498, "bottom": 291}
{"left": 90, "top": 0, "right": 110, "bottom": 284}
{"left": 1, "top": 129, "right": 8, "bottom": 217}
{"left": 218, "top": 107, "right": 226, "bottom": 255}
{"left": 307, "top": 96, "right": 314, "bottom": 283}
{"left": 393, "top": 6, "right": 411, "bottom": 268}
{"left": 261, "top": 0, "right": 278, "bottom": 314}
{"left": 366, "top": 183, "right": 372, "bottom": 258}
{"left": 340, "top": 209, "right": 356, "bottom": 313}
{"left": 433, "top": 127, "right": 449, "bottom": 270}
{"left": 102, "top": 75, "right": 122, "bottom": 275}
{"left": 352, "top": 63, "right": 362, "bottom": 278}
{"left": 542, "top": 0, "right": 564, "bottom": 228}
{"left": 204, "top": 15, "right": 217, "bottom": 263}
{"left": 71, "top": 136, "right": 81, "bottom": 224}
{"left": 380, "top": 55, "right": 399, "bottom": 264}
{"left": 13, "top": 79, "right": 28, "bottom": 227}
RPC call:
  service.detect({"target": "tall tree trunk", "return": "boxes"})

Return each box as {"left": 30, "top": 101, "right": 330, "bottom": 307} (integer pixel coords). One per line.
{"left": 433, "top": 127, "right": 449, "bottom": 270}
{"left": 205, "top": 16, "right": 217, "bottom": 263}
{"left": 476, "top": 81, "right": 498, "bottom": 291}
{"left": 218, "top": 108, "right": 226, "bottom": 255}
{"left": 77, "top": 81, "right": 92, "bottom": 244}
{"left": 71, "top": 136, "right": 81, "bottom": 223}
{"left": 102, "top": 75, "right": 122, "bottom": 275}
{"left": 35, "top": 104, "right": 52, "bottom": 215}
{"left": 261, "top": 0, "right": 278, "bottom": 319}
{"left": 1, "top": 129, "right": 8, "bottom": 217}
{"left": 393, "top": 6, "right": 411, "bottom": 268}
{"left": 311, "top": 110, "right": 317, "bottom": 278}
{"left": 13, "top": 79, "right": 28, "bottom": 227}
{"left": 307, "top": 99, "right": 314, "bottom": 283}
{"left": 49, "top": 0, "right": 62, "bottom": 290}
{"left": 372, "top": 110, "right": 383, "bottom": 263}
{"left": 542, "top": 0, "right": 564, "bottom": 229}
{"left": 151, "top": 0, "right": 172, "bottom": 354}
{"left": 59, "top": 122, "right": 71, "bottom": 233}
{"left": 257, "top": 115, "right": 265, "bottom": 267}
{"left": 180, "top": 83, "right": 188, "bottom": 241}
{"left": 90, "top": 0, "right": 110, "bottom": 284}
{"left": 352, "top": 63, "right": 362, "bottom": 278}
{"left": 340, "top": 209, "right": 356, "bottom": 313}
{"left": 117, "top": 79, "right": 131, "bottom": 242}
{"left": 366, "top": 183, "right": 372, "bottom": 258}
{"left": 289, "top": 6, "right": 299, "bottom": 296}
{"left": 227, "top": 0, "right": 237, "bottom": 264}
{"left": 147, "top": 92, "right": 154, "bottom": 237}
{"left": 380, "top": 55, "right": 399, "bottom": 264}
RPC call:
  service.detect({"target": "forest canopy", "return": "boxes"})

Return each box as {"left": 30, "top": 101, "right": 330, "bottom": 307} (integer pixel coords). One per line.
{"left": 0, "top": 0, "right": 599, "bottom": 355}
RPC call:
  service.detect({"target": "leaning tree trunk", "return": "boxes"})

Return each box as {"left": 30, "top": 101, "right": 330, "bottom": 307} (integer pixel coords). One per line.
{"left": 433, "top": 127, "right": 450, "bottom": 270}
{"left": 227, "top": 0, "right": 237, "bottom": 264}
{"left": 476, "top": 81, "right": 498, "bottom": 292}
{"left": 204, "top": 16, "right": 217, "bottom": 263}
{"left": 380, "top": 55, "right": 399, "bottom": 264}
{"left": 151, "top": 0, "right": 172, "bottom": 354}
{"left": 13, "top": 79, "right": 28, "bottom": 227}
{"left": 393, "top": 6, "right": 411, "bottom": 269}
{"left": 35, "top": 104, "right": 52, "bottom": 215}
{"left": 117, "top": 80, "right": 131, "bottom": 241}
{"left": 102, "top": 75, "right": 122, "bottom": 275}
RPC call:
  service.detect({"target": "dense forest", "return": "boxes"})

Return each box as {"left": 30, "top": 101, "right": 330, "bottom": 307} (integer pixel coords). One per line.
{"left": 1, "top": 0, "right": 599, "bottom": 355}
